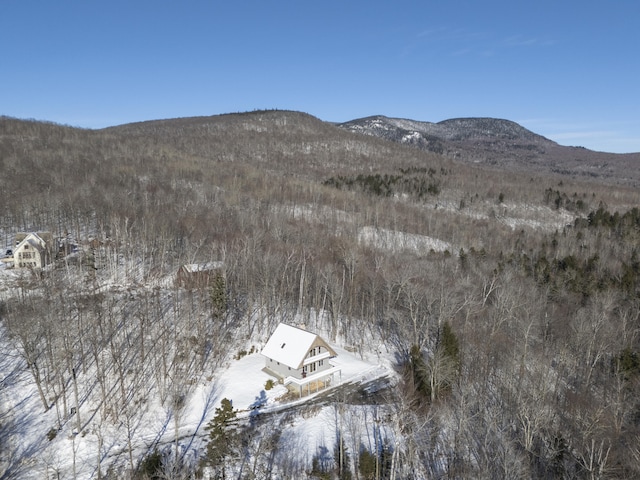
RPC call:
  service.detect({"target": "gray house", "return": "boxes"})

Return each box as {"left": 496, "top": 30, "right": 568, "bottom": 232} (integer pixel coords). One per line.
{"left": 261, "top": 323, "right": 341, "bottom": 397}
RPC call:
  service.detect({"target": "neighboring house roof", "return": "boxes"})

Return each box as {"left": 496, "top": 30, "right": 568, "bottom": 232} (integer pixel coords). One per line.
{"left": 175, "top": 261, "right": 225, "bottom": 288}
{"left": 261, "top": 323, "right": 336, "bottom": 370}
{"left": 15, "top": 232, "right": 49, "bottom": 252}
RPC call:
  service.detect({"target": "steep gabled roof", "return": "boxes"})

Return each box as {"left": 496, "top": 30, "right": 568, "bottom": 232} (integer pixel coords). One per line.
{"left": 261, "top": 323, "right": 336, "bottom": 370}
{"left": 15, "top": 232, "right": 48, "bottom": 252}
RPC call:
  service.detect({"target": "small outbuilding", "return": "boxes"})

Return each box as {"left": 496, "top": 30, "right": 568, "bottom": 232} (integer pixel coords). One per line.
{"left": 175, "top": 261, "right": 224, "bottom": 289}
{"left": 262, "top": 323, "right": 341, "bottom": 397}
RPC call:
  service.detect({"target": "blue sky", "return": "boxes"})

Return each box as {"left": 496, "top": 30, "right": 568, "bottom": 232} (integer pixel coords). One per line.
{"left": 2, "top": 1, "right": 639, "bottom": 153}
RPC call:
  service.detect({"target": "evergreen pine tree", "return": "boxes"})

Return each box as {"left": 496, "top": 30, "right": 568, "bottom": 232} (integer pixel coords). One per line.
{"left": 210, "top": 272, "right": 227, "bottom": 321}
{"left": 202, "top": 398, "right": 237, "bottom": 479}
{"left": 440, "top": 320, "right": 460, "bottom": 373}
{"left": 358, "top": 448, "right": 376, "bottom": 480}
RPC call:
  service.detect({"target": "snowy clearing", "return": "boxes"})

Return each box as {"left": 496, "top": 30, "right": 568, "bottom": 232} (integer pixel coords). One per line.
{"left": 358, "top": 226, "right": 451, "bottom": 253}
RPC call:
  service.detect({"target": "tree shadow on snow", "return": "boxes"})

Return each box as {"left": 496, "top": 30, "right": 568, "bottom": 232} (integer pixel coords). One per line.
{"left": 249, "top": 390, "right": 267, "bottom": 426}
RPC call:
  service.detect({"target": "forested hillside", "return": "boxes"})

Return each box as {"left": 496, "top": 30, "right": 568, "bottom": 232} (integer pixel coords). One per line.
{"left": 1, "top": 111, "right": 639, "bottom": 479}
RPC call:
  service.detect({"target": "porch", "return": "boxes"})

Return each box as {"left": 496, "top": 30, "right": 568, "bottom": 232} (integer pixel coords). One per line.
{"left": 283, "top": 365, "right": 342, "bottom": 398}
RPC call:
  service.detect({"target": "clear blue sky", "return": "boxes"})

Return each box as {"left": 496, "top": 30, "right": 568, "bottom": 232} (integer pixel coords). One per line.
{"left": 2, "top": 1, "right": 639, "bottom": 153}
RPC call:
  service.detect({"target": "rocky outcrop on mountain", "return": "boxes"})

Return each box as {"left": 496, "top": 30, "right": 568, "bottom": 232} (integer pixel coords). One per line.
{"left": 338, "top": 115, "right": 640, "bottom": 186}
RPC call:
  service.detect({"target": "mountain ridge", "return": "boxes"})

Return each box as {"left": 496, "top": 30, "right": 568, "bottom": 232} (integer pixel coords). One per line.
{"left": 2, "top": 110, "right": 639, "bottom": 186}
{"left": 337, "top": 114, "right": 640, "bottom": 186}
{"left": 338, "top": 115, "right": 553, "bottom": 144}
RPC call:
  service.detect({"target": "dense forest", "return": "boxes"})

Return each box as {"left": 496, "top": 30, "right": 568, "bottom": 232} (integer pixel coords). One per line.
{"left": 1, "top": 111, "right": 639, "bottom": 479}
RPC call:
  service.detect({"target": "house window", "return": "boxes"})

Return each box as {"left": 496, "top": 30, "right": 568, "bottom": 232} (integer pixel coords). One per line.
{"left": 319, "top": 359, "right": 324, "bottom": 366}
{"left": 310, "top": 363, "right": 316, "bottom": 373}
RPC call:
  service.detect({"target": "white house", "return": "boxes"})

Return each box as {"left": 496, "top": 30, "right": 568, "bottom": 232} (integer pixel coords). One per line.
{"left": 261, "top": 323, "right": 341, "bottom": 397}
{"left": 13, "top": 232, "right": 53, "bottom": 269}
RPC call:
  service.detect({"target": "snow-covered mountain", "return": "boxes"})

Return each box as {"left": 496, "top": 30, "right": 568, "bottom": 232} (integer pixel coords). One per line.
{"left": 338, "top": 115, "right": 640, "bottom": 185}
{"left": 338, "top": 115, "right": 553, "bottom": 153}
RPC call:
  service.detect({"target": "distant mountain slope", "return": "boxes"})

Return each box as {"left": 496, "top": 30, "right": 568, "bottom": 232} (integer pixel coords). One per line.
{"left": 338, "top": 116, "right": 553, "bottom": 153}
{"left": 338, "top": 116, "right": 640, "bottom": 186}
{"left": 1, "top": 110, "right": 638, "bottom": 187}
{"left": 100, "top": 110, "right": 445, "bottom": 179}
{"left": 340, "top": 116, "right": 552, "bottom": 143}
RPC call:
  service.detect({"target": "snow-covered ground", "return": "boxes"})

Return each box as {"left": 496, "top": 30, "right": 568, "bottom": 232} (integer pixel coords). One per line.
{"left": 358, "top": 226, "right": 451, "bottom": 254}
{"left": 216, "top": 345, "right": 384, "bottom": 412}
{"left": 0, "top": 300, "right": 393, "bottom": 479}
{"left": 0, "top": 195, "right": 577, "bottom": 478}
{"left": 424, "top": 195, "right": 576, "bottom": 233}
